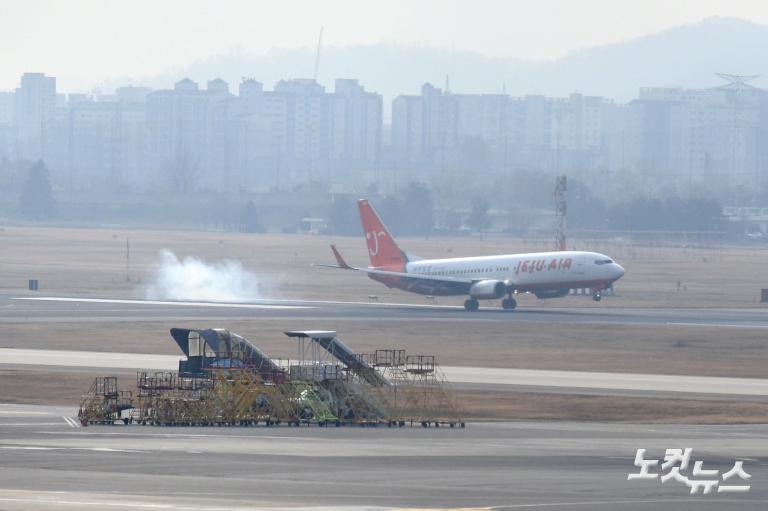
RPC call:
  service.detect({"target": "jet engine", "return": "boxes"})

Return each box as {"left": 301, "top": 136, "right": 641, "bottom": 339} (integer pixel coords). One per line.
{"left": 533, "top": 288, "right": 570, "bottom": 299}
{"left": 469, "top": 280, "right": 507, "bottom": 300}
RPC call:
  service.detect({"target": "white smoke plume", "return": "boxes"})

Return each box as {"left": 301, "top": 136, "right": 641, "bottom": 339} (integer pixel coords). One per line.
{"left": 144, "top": 250, "right": 267, "bottom": 302}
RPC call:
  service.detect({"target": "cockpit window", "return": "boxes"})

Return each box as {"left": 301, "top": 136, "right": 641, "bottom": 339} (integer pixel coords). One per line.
{"left": 594, "top": 259, "right": 613, "bottom": 265}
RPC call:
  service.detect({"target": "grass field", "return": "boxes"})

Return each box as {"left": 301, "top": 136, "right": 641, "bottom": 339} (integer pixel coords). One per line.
{"left": 1, "top": 225, "right": 767, "bottom": 422}
{"left": 1, "top": 320, "right": 766, "bottom": 379}
{"left": 2, "top": 225, "right": 767, "bottom": 308}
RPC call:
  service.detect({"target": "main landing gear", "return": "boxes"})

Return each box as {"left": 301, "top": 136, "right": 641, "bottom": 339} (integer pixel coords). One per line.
{"left": 501, "top": 297, "right": 517, "bottom": 310}
{"left": 463, "top": 297, "right": 518, "bottom": 312}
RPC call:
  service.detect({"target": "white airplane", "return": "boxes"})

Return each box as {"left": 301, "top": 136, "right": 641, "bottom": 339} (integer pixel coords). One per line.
{"left": 324, "top": 199, "right": 625, "bottom": 311}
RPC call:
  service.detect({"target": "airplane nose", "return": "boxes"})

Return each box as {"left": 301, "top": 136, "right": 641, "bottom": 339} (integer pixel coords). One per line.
{"left": 614, "top": 263, "right": 625, "bottom": 279}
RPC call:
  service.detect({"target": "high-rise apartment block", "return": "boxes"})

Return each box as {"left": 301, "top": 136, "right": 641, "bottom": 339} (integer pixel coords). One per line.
{"left": 14, "top": 73, "right": 56, "bottom": 162}
{"left": 3, "top": 72, "right": 768, "bottom": 198}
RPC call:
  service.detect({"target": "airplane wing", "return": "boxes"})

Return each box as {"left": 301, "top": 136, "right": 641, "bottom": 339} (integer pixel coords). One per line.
{"left": 315, "top": 245, "right": 475, "bottom": 284}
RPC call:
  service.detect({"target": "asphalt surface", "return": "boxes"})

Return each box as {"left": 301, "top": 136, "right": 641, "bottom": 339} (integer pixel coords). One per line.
{"left": 3, "top": 347, "right": 768, "bottom": 400}
{"left": 4, "top": 294, "right": 768, "bottom": 329}
{"left": 0, "top": 403, "right": 765, "bottom": 510}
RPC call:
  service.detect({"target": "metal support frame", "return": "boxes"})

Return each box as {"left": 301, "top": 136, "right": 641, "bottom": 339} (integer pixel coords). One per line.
{"left": 555, "top": 175, "right": 567, "bottom": 251}
{"left": 79, "top": 328, "right": 465, "bottom": 428}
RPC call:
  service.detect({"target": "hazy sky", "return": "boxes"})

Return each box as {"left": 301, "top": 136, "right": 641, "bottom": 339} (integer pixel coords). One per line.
{"left": 3, "top": 0, "right": 768, "bottom": 91}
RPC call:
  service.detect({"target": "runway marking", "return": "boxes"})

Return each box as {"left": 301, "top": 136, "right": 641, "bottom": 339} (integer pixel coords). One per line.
{"left": 0, "top": 422, "right": 64, "bottom": 426}
{"left": 12, "top": 297, "right": 313, "bottom": 310}
{"left": 396, "top": 508, "right": 492, "bottom": 511}
{"left": 62, "top": 416, "right": 80, "bottom": 428}
{"left": 0, "top": 495, "right": 754, "bottom": 510}
{"left": 283, "top": 298, "right": 463, "bottom": 309}
{"left": 16, "top": 296, "right": 768, "bottom": 328}
{"left": 0, "top": 411, "right": 52, "bottom": 415}
{"left": 41, "top": 430, "right": 324, "bottom": 441}
{"left": 667, "top": 321, "right": 768, "bottom": 329}
{"left": 11, "top": 294, "right": 469, "bottom": 310}
{"left": 0, "top": 446, "right": 57, "bottom": 451}
{"left": 0, "top": 496, "right": 270, "bottom": 510}
{"left": 0, "top": 491, "right": 396, "bottom": 510}
{"left": 481, "top": 499, "right": 761, "bottom": 508}
{"left": 0, "top": 348, "right": 181, "bottom": 371}
{"left": 0, "top": 445, "right": 143, "bottom": 453}
{"left": 443, "top": 365, "right": 768, "bottom": 396}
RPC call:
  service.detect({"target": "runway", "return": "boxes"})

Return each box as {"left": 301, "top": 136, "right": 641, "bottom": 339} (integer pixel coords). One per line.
{"left": 4, "top": 294, "right": 768, "bottom": 329}
{"left": 0, "top": 403, "right": 765, "bottom": 510}
{"left": 3, "top": 347, "right": 768, "bottom": 400}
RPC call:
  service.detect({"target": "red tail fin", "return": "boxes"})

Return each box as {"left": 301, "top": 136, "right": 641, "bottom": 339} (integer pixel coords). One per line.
{"left": 357, "top": 199, "right": 406, "bottom": 270}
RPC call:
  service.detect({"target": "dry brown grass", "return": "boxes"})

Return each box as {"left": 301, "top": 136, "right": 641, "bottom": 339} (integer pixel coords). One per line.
{"left": 3, "top": 369, "right": 767, "bottom": 424}
{"left": 2, "top": 225, "right": 768, "bottom": 308}
{"left": 0, "top": 369, "right": 99, "bottom": 406}
{"left": 457, "top": 390, "right": 768, "bottom": 424}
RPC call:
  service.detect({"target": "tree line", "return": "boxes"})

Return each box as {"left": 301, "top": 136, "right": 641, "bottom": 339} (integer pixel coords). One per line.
{"left": 568, "top": 180, "right": 723, "bottom": 232}
{"left": 12, "top": 161, "right": 726, "bottom": 235}
{"left": 328, "top": 180, "right": 725, "bottom": 236}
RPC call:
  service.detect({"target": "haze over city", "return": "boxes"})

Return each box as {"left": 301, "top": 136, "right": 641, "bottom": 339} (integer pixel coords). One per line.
{"left": 2, "top": 1, "right": 768, "bottom": 239}
{"left": 4, "top": 0, "right": 768, "bottom": 91}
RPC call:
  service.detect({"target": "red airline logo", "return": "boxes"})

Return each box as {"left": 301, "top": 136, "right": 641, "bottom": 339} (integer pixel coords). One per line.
{"left": 514, "top": 258, "right": 572, "bottom": 275}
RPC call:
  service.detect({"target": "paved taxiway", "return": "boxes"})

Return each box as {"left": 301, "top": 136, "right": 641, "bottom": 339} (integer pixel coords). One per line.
{"left": 0, "top": 403, "right": 765, "bottom": 510}
{"left": 3, "top": 295, "right": 768, "bottom": 330}
{"left": 2, "top": 347, "right": 768, "bottom": 400}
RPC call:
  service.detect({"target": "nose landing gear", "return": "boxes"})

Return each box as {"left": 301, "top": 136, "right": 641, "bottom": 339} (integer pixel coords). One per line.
{"left": 592, "top": 290, "right": 602, "bottom": 302}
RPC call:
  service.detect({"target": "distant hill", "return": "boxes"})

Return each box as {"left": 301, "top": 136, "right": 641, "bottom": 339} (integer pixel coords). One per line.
{"left": 102, "top": 17, "right": 768, "bottom": 105}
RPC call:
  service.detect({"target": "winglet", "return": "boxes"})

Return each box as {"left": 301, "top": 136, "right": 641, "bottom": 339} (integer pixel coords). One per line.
{"left": 331, "top": 244, "right": 352, "bottom": 269}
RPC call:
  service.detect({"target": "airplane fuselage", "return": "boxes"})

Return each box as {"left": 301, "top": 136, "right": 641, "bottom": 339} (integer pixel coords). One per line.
{"left": 369, "top": 250, "right": 625, "bottom": 297}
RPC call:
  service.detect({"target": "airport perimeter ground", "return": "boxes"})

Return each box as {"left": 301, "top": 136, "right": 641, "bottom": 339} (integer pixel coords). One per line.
{"left": 1, "top": 225, "right": 768, "bottom": 509}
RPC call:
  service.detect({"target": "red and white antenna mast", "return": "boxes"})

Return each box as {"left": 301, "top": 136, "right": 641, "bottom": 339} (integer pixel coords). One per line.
{"left": 554, "top": 175, "right": 567, "bottom": 251}
{"left": 313, "top": 26, "right": 324, "bottom": 82}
